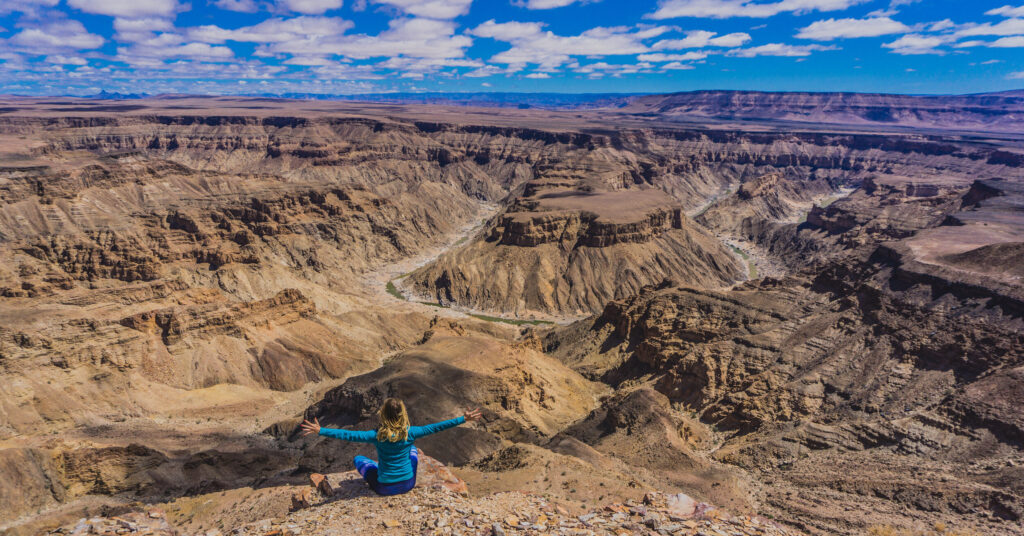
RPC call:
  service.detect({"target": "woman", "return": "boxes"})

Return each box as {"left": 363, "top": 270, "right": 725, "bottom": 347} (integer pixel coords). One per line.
{"left": 300, "top": 398, "right": 482, "bottom": 496}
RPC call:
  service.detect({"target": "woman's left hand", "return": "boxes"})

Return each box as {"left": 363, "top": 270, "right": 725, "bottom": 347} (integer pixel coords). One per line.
{"left": 300, "top": 417, "right": 321, "bottom": 436}
{"left": 463, "top": 408, "right": 483, "bottom": 422}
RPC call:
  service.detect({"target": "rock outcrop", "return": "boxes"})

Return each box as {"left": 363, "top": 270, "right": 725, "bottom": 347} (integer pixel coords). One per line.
{"left": 544, "top": 180, "right": 1024, "bottom": 535}
{"left": 695, "top": 172, "right": 837, "bottom": 235}
{"left": 299, "top": 329, "right": 605, "bottom": 468}
{"left": 407, "top": 184, "right": 744, "bottom": 317}
{"left": 52, "top": 470, "right": 802, "bottom": 536}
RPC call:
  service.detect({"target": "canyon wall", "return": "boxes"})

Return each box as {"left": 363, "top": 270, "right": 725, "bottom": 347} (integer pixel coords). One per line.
{"left": 0, "top": 99, "right": 1021, "bottom": 535}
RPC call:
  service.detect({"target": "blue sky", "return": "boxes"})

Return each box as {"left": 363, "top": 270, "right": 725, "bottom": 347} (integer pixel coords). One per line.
{"left": 0, "top": 0, "right": 1022, "bottom": 96}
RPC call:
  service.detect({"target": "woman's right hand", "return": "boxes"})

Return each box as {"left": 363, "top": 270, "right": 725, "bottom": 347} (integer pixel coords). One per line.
{"left": 300, "top": 417, "right": 321, "bottom": 436}
{"left": 463, "top": 408, "right": 483, "bottom": 422}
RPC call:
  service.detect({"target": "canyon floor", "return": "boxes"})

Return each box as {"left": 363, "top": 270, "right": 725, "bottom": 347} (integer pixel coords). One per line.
{"left": 0, "top": 96, "right": 1022, "bottom": 536}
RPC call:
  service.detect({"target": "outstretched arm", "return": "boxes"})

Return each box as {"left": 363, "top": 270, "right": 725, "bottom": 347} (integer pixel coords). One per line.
{"left": 300, "top": 417, "right": 376, "bottom": 443}
{"left": 409, "top": 408, "right": 482, "bottom": 440}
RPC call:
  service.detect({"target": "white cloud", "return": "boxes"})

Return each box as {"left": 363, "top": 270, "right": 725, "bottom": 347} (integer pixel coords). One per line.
{"left": 67, "top": 0, "right": 184, "bottom": 18}
{"left": 573, "top": 61, "right": 655, "bottom": 75}
{"left": 268, "top": 17, "right": 472, "bottom": 60}
{"left": 0, "top": 0, "right": 60, "bottom": 15}
{"left": 519, "top": 0, "right": 583, "bottom": 8}
{"left": 527, "top": 0, "right": 572, "bottom": 7}
{"left": 280, "top": 0, "right": 342, "bottom": 15}
{"left": 463, "top": 64, "right": 506, "bottom": 77}
{"left": 726, "top": 42, "right": 836, "bottom": 56}
{"left": 882, "top": 34, "right": 946, "bottom": 54}
{"left": 633, "top": 25, "right": 674, "bottom": 39}
{"left": 471, "top": 20, "right": 665, "bottom": 69}
{"left": 216, "top": 0, "right": 260, "bottom": 12}
{"left": 648, "top": 0, "right": 866, "bottom": 20}
{"left": 796, "top": 17, "right": 911, "bottom": 40}
{"left": 986, "top": 5, "right": 1024, "bottom": 17}
{"left": 377, "top": 55, "right": 482, "bottom": 75}
{"left": 113, "top": 17, "right": 176, "bottom": 41}
{"left": 8, "top": 20, "right": 105, "bottom": 53}
{"left": 481, "top": 81, "right": 491, "bottom": 86}
{"left": 471, "top": 20, "right": 545, "bottom": 40}
{"left": 45, "top": 55, "right": 89, "bottom": 65}
{"left": 110, "top": 26, "right": 244, "bottom": 67}
{"left": 372, "top": 0, "right": 472, "bottom": 19}
{"left": 652, "top": 30, "right": 750, "bottom": 48}
{"left": 990, "top": 35, "right": 1024, "bottom": 47}
{"left": 1008, "top": 71, "right": 1024, "bottom": 79}
{"left": 118, "top": 42, "right": 235, "bottom": 66}
{"left": 927, "top": 19, "right": 954, "bottom": 32}
{"left": 956, "top": 18, "right": 1024, "bottom": 36}
{"left": 981, "top": 59, "right": 1002, "bottom": 64}
{"left": 638, "top": 51, "right": 708, "bottom": 61}
{"left": 190, "top": 15, "right": 468, "bottom": 68}
{"left": 662, "top": 61, "right": 695, "bottom": 69}
{"left": 525, "top": 72, "right": 551, "bottom": 78}
{"left": 189, "top": 16, "right": 352, "bottom": 43}
{"left": 283, "top": 56, "right": 332, "bottom": 65}
{"left": 956, "top": 35, "right": 1024, "bottom": 48}
{"left": 307, "top": 62, "right": 383, "bottom": 78}
{"left": 707, "top": 32, "right": 752, "bottom": 46}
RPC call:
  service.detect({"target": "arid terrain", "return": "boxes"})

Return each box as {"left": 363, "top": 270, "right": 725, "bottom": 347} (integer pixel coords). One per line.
{"left": 0, "top": 94, "right": 1022, "bottom": 536}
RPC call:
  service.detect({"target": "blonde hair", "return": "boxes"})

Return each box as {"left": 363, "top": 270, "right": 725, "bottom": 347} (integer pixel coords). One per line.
{"left": 376, "top": 398, "right": 410, "bottom": 442}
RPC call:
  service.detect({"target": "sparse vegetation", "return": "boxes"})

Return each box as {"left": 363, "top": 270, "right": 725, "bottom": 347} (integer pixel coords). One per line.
{"left": 730, "top": 245, "right": 758, "bottom": 279}
{"left": 385, "top": 281, "right": 404, "bottom": 300}
{"left": 817, "top": 194, "right": 843, "bottom": 208}
{"left": 467, "top": 313, "right": 554, "bottom": 326}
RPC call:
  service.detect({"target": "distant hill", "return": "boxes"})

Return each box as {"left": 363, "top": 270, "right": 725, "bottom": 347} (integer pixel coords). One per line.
{"left": 79, "top": 88, "right": 1024, "bottom": 132}
{"left": 258, "top": 91, "right": 637, "bottom": 109}
{"left": 91, "top": 89, "right": 148, "bottom": 99}
{"left": 268, "top": 89, "right": 1024, "bottom": 131}
{"left": 616, "top": 89, "right": 1024, "bottom": 132}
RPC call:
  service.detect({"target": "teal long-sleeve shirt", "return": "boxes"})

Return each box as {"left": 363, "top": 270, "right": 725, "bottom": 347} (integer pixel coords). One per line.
{"left": 318, "top": 416, "right": 465, "bottom": 484}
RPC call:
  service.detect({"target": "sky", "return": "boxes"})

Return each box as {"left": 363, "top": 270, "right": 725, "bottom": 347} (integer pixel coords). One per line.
{"left": 0, "top": 0, "right": 1022, "bottom": 96}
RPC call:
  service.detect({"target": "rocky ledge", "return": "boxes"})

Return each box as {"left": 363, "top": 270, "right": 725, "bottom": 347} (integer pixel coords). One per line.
{"left": 53, "top": 454, "right": 800, "bottom": 536}
{"left": 489, "top": 207, "right": 685, "bottom": 248}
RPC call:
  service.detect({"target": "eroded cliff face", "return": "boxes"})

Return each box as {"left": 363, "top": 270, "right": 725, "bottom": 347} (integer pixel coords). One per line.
{"left": 695, "top": 172, "right": 837, "bottom": 234}
{"left": 489, "top": 205, "right": 684, "bottom": 248}
{"left": 399, "top": 124, "right": 1018, "bottom": 318}
{"left": 545, "top": 175, "right": 1024, "bottom": 535}
{"left": 1, "top": 100, "right": 1022, "bottom": 535}
{"left": 406, "top": 184, "right": 744, "bottom": 317}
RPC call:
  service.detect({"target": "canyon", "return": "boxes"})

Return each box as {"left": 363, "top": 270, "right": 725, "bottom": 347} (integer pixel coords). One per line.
{"left": 0, "top": 95, "right": 1021, "bottom": 536}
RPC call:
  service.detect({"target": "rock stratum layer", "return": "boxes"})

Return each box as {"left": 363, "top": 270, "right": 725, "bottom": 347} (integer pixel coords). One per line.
{"left": 407, "top": 184, "right": 744, "bottom": 317}
{"left": 620, "top": 90, "right": 1024, "bottom": 133}
{"left": 547, "top": 173, "right": 1024, "bottom": 535}
{"left": 0, "top": 96, "right": 1021, "bottom": 536}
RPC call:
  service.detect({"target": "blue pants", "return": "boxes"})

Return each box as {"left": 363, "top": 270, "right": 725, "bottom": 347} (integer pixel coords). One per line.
{"left": 354, "top": 446, "right": 418, "bottom": 496}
